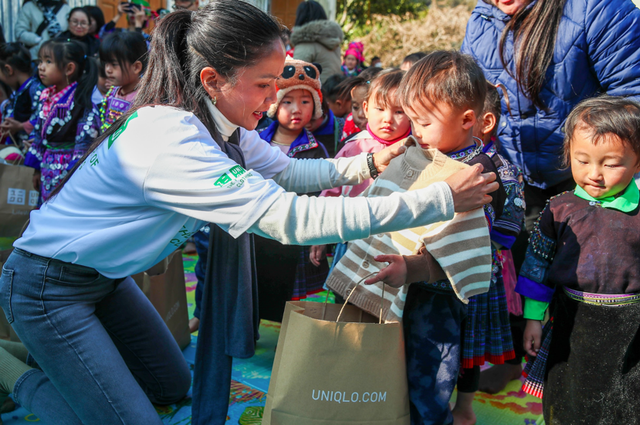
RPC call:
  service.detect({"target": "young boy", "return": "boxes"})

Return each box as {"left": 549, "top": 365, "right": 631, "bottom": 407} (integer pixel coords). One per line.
{"left": 367, "top": 52, "right": 507, "bottom": 425}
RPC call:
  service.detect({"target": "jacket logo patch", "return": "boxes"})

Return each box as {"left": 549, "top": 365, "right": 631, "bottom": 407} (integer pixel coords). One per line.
{"left": 214, "top": 165, "right": 251, "bottom": 188}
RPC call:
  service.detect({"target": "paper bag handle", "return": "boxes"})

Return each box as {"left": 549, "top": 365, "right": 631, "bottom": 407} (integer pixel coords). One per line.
{"left": 334, "top": 273, "right": 384, "bottom": 325}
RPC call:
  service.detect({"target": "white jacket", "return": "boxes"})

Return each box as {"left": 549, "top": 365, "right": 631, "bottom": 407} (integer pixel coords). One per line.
{"left": 15, "top": 2, "right": 70, "bottom": 60}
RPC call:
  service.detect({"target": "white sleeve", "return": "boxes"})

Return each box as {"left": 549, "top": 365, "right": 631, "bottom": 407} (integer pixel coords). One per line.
{"left": 143, "top": 127, "right": 288, "bottom": 239}
{"left": 238, "top": 128, "right": 371, "bottom": 193}
{"left": 272, "top": 153, "right": 371, "bottom": 194}
{"left": 247, "top": 182, "right": 455, "bottom": 245}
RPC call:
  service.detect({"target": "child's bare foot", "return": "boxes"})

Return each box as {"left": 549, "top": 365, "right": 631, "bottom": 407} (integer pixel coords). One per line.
{"left": 452, "top": 407, "right": 476, "bottom": 425}
{"left": 452, "top": 392, "right": 476, "bottom": 425}
{"left": 183, "top": 241, "right": 197, "bottom": 255}
{"left": 478, "top": 363, "right": 522, "bottom": 394}
{"left": 189, "top": 317, "right": 200, "bottom": 333}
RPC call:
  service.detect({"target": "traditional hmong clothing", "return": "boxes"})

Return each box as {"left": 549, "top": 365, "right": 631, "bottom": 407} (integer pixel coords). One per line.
{"left": 254, "top": 122, "right": 329, "bottom": 320}
{"left": 516, "top": 183, "right": 640, "bottom": 424}
{"left": 98, "top": 86, "right": 136, "bottom": 132}
{"left": 458, "top": 141, "right": 524, "bottom": 371}
{"left": 0, "top": 76, "right": 44, "bottom": 145}
{"left": 24, "top": 82, "right": 101, "bottom": 202}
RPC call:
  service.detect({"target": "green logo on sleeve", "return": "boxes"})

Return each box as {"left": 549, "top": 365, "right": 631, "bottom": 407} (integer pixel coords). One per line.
{"left": 214, "top": 165, "right": 251, "bottom": 188}
{"left": 108, "top": 110, "right": 139, "bottom": 149}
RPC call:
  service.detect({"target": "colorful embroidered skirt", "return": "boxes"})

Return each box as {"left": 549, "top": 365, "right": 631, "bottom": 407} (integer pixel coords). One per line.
{"left": 461, "top": 273, "right": 515, "bottom": 369}
{"left": 523, "top": 287, "right": 640, "bottom": 424}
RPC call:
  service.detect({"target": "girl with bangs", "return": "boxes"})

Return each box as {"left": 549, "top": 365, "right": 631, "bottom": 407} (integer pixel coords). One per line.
{"left": 24, "top": 38, "right": 100, "bottom": 203}
{"left": 98, "top": 31, "right": 148, "bottom": 132}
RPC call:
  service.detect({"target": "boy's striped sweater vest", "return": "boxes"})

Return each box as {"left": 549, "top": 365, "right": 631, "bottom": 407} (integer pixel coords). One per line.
{"left": 326, "top": 139, "right": 492, "bottom": 322}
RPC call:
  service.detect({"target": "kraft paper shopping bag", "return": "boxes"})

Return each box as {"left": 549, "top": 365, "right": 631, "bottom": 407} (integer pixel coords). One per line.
{"left": 263, "top": 298, "right": 410, "bottom": 425}
{"left": 0, "top": 163, "right": 38, "bottom": 238}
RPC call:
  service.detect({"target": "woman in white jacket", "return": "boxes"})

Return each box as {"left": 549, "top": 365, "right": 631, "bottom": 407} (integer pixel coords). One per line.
{"left": 15, "top": 0, "right": 69, "bottom": 60}
{"left": 0, "top": 3, "right": 497, "bottom": 425}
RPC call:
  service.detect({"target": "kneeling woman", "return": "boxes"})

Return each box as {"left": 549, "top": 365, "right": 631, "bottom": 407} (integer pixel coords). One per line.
{"left": 0, "top": 3, "right": 496, "bottom": 425}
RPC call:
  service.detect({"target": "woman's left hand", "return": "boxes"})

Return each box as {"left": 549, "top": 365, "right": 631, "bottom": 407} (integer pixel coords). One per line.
{"left": 372, "top": 141, "right": 407, "bottom": 175}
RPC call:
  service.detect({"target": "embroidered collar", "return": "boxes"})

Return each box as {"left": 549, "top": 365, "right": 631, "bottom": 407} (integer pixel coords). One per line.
{"left": 205, "top": 101, "right": 239, "bottom": 142}
{"left": 41, "top": 82, "right": 77, "bottom": 120}
{"left": 365, "top": 123, "right": 411, "bottom": 146}
{"left": 482, "top": 138, "right": 498, "bottom": 157}
{"left": 574, "top": 180, "right": 639, "bottom": 212}
{"left": 446, "top": 137, "right": 484, "bottom": 163}
{"left": 259, "top": 121, "right": 321, "bottom": 157}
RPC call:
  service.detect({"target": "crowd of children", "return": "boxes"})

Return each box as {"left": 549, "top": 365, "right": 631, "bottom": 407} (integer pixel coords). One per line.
{"left": 1, "top": 1, "right": 640, "bottom": 425}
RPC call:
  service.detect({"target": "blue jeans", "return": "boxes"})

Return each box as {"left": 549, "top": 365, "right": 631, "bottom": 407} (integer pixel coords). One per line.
{"left": 0, "top": 248, "right": 191, "bottom": 425}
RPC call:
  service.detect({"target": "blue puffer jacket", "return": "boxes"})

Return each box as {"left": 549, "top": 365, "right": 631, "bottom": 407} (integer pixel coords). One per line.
{"left": 462, "top": 0, "right": 640, "bottom": 189}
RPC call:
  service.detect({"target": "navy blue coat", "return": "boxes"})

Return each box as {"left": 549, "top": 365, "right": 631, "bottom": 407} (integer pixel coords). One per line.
{"left": 462, "top": 0, "right": 640, "bottom": 189}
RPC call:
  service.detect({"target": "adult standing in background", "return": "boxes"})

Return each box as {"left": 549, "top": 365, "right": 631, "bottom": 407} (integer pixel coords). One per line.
{"left": 291, "top": 0, "right": 343, "bottom": 83}
{"left": 461, "top": 0, "right": 640, "bottom": 397}
{"left": 15, "top": 0, "right": 69, "bottom": 61}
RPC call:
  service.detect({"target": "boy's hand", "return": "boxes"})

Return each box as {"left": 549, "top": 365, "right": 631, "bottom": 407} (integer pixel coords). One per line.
{"left": 32, "top": 170, "right": 41, "bottom": 191}
{"left": 372, "top": 142, "right": 407, "bottom": 175}
{"left": 364, "top": 254, "right": 407, "bottom": 288}
{"left": 445, "top": 163, "right": 499, "bottom": 212}
{"left": 523, "top": 320, "right": 543, "bottom": 357}
{"left": 309, "top": 245, "right": 326, "bottom": 267}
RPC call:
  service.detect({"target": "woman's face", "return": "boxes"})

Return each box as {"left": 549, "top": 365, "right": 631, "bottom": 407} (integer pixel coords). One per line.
{"left": 215, "top": 40, "right": 286, "bottom": 131}
{"left": 494, "top": 0, "right": 529, "bottom": 16}
{"left": 68, "top": 11, "right": 90, "bottom": 37}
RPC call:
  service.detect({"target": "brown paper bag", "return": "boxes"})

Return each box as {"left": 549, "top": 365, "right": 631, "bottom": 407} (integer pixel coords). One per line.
{"left": 132, "top": 251, "right": 191, "bottom": 349}
{"left": 0, "top": 163, "right": 38, "bottom": 238}
{"left": 263, "top": 300, "right": 410, "bottom": 425}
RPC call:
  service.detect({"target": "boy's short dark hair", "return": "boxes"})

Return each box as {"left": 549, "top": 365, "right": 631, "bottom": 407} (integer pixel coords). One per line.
{"left": 563, "top": 95, "right": 640, "bottom": 166}
{"left": 482, "top": 81, "right": 502, "bottom": 139}
{"left": 399, "top": 51, "right": 486, "bottom": 116}
{"left": 368, "top": 68, "right": 405, "bottom": 109}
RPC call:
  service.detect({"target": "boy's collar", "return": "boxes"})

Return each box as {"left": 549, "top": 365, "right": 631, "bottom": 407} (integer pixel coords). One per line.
{"left": 574, "top": 180, "right": 639, "bottom": 212}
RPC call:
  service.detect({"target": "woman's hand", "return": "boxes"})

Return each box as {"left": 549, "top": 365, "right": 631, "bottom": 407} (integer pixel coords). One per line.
{"left": 523, "top": 320, "right": 543, "bottom": 357}
{"left": 444, "top": 163, "right": 498, "bottom": 212}
{"left": 32, "top": 170, "right": 41, "bottom": 191}
{"left": 364, "top": 254, "right": 407, "bottom": 288}
{"left": 371, "top": 142, "right": 407, "bottom": 175}
{"left": 134, "top": 8, "right": 147, "bottom": 29}
{"left": 309, "top": 245, "right": 326, "bottom": 267}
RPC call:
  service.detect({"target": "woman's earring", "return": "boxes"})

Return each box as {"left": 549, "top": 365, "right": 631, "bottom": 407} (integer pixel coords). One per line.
{"left": 212, "top": 96, "right": 217, "bottom": 106}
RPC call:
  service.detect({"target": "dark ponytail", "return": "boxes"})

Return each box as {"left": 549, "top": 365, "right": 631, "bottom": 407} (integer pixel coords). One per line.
{"left": 39, "top": 39, "right": 98, "bottom": 111}
{"left": 497, "top": 0, "right": 568, "bottom": 109}
{"left": 0, "top": 43, "right": 33, "bottom": 75}
{"left": 50, "top": 0, "right": 283, "bottom": 198}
